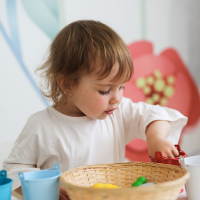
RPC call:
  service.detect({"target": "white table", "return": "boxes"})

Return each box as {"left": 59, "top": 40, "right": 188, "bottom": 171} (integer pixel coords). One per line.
{"left": 11, "top": 186, "right": 188, "bottom": 200}
{"left": 177, "top": 187, "right": 187, "bottom": 200}
{"left": 11, "top": 193, "right": 188, "bottom": 200}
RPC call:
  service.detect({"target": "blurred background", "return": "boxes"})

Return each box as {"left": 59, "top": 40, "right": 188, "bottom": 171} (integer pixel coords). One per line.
{"left": 0, "top": 0, "right": 200, "bottom": 169}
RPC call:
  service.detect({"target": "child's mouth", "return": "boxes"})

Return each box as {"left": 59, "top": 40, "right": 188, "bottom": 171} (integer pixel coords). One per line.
{"left": 105, "top": 108, "right": 116, "bottom": 115}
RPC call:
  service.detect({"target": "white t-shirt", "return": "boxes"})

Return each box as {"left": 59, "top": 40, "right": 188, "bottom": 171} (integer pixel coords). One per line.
{"left": 3, "top": 97, "right": 187, "bottom": 190}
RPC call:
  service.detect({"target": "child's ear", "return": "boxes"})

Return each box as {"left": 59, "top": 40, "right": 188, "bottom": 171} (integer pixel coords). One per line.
{"left": 57, "top": 74, "right": 68, "bottom": 94}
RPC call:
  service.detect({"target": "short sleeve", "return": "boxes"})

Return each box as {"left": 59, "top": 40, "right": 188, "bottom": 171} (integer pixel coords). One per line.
{"left": 119, "top": 97, "right": 188, "bottom": 144}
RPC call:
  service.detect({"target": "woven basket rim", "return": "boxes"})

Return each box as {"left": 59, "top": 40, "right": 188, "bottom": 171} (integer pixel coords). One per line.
{"left": 60, "top": 161, "right": 190, "bottom": 193}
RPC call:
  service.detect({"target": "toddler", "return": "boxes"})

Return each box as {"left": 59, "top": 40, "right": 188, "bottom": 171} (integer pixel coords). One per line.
{"left": 3, "top": 20, "right": 187, "bottom": 200}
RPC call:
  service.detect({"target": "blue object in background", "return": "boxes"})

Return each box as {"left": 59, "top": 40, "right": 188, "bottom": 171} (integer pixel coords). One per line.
{"left": 21, "top": 0, "right": 60, "bottom": 39}
{"left": 0, "top": 0, "right": 49, "bottom": 106}
{"left": 0, "top": 170, "right": 13, "bottom": 200}
{"left": 18, "top": 163, "right": 62, "bottom": 200}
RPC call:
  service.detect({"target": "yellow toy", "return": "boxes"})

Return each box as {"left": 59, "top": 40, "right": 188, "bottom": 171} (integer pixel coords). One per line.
{"left": 92, "top": 183, "right": 119, "bottom": 189}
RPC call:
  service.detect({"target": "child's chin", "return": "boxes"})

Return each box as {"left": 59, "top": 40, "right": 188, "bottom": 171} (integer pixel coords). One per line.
{"left": 94, "top": 114, "right": 108, "bottom": 120}
{"left": 97, "top": 116, "right": 107, "bottom": 120}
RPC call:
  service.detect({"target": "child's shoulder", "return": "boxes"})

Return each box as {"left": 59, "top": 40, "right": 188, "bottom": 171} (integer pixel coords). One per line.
{"left": 120, "top": 97, "right": 132, "bottom": 104}
{"left": 114, "top": 97, "right": 134, "bottom": 117}
{"left": 117, "top": 97, "right": 149, "bottom": 116}
{"left": 118, "top": 97, "right": 136, "bottom": 109}
{"left": 25, "top": 106, "right": 56, "bottom": 129}
{"left": 27, "top": 107, "right": 49, "bottom": 121}
{"left": 119, "top": 97, "right": 151, "bottom": 109}
{"left": 15, "top": 106, "right": 61, "bottom": 143}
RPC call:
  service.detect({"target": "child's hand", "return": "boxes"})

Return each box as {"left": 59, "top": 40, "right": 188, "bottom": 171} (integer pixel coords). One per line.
{"left": 147, "top": 135, "right": 179, "bottom": 158}
{"left": 146, "top": 120, "right": 179, "bottom": 158}
{"left": 59, "top": 186, "right": 70, "bottom": 200}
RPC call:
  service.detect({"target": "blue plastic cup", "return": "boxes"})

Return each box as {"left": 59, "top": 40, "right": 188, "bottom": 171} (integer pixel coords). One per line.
{"left": 18, "top": 163, "right": 62, "bottom": 200}
{"left": 0, "top": 170, "right": 13, "bottom": 200}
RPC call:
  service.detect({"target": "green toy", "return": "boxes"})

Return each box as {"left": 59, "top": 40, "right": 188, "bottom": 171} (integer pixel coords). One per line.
{"left": 131, "top": 176, "right": 146, "bottom": 187}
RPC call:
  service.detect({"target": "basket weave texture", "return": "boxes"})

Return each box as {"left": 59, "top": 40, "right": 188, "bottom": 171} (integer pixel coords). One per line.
{"left": 60, "top": 162, "right": 189, "bottom": 200}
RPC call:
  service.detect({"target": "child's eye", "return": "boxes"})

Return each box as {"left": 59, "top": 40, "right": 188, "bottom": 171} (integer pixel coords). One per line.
{"left": 99, "top": 89, "right": 110, "bottom": 95}
{"left": 119, "top": 85, "right": 125, "bottom": 90}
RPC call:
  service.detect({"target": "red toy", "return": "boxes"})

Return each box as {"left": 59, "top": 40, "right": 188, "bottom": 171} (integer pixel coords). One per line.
{"left": 149, "top": 144, "right": 187, "bottom": 193}
{"left": 149, "top": 145, "right": 187, "bottom": 167}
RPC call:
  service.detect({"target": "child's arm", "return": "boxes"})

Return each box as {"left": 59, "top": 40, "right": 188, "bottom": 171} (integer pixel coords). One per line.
{"left": 118, "top": 98, "right": 188, "bottom": 154}
{"left": 146, "top": 120, "right": 179, "bottom": 158}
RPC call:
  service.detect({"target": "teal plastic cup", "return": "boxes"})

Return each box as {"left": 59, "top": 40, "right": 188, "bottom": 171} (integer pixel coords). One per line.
{"left": 18, "top": 163, "right": 62, "bottom": 200}
{"left": 0, "top": 170, "right": 13, "bottom": 200}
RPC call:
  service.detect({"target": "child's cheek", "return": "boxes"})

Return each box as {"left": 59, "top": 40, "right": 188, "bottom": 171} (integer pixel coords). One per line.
{"left": 92, "top": 96, "right": 108, "bottom": 110}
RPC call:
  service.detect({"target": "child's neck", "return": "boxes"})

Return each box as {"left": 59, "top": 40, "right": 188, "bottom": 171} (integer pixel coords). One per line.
{"left": 54, "top": 105, "right": 86, "bottom": 117}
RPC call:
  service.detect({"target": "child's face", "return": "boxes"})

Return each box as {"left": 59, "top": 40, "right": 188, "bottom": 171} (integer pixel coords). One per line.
{"left": 69, "top": 62, "right": 125, "bottom": 119}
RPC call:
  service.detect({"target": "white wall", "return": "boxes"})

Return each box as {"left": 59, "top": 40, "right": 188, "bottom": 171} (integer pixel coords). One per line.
{"left": 0, "top": 0, "right": 200, "bottom": 168}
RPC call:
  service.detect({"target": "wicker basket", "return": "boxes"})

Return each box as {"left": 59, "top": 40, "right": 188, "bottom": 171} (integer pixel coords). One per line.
{"left": 60, "top": 162, "right": 189, "bottom": 200}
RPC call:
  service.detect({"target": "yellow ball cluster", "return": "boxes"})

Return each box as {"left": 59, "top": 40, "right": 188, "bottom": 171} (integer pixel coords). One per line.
{"left": 92, "top": 183, "right": 119, "bottom": 189}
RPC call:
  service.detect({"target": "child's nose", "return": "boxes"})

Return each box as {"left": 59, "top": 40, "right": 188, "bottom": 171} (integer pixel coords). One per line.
{"left": 109, "top": 92, "right": 121, "bottom": 105}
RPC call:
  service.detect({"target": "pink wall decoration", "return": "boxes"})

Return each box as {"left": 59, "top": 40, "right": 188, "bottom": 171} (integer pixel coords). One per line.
{"left": 124, "top": 41, "right": 200, "bottom": 161}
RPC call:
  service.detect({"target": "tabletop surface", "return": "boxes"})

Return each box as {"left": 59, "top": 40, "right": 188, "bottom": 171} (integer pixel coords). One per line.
{"left": 178, "top": 187, "right": 187, "bottom": 200}
{"left": 11, "top": 192, "right": 188, "bottom": 200}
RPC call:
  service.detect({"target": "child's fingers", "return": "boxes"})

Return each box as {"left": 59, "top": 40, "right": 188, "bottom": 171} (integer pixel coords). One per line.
{"left": 60, "top": 186, "right": 70, "bottom": 200}
{"left": 164, "top": 146, "right": 179, "bottom": 158}
{"left": 60, "top": 186, "right": 68, "bottom": 196}
{"left": 172, "top": 146, "right": 179, "bottom": 157}
{"left": 59, "top": 193, "right": 69, "bottom": 200}
{"left": 164, "top": 151, "right": 175, "bottom": 158}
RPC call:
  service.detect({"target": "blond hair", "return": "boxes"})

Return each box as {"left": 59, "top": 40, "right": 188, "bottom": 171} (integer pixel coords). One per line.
{"left": 37, "top": 20, "right": 133, "bottom": 106}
